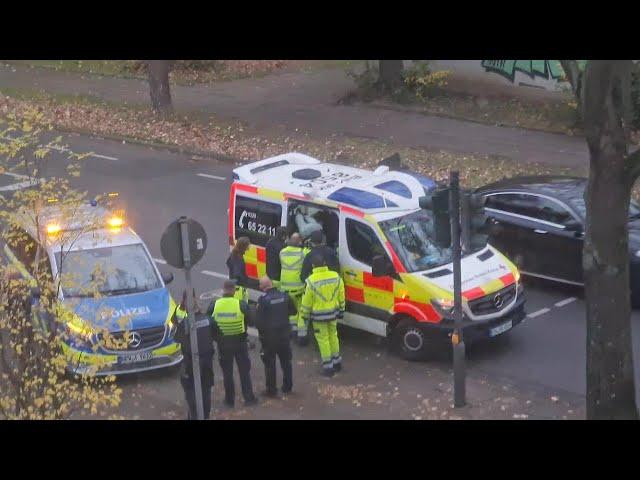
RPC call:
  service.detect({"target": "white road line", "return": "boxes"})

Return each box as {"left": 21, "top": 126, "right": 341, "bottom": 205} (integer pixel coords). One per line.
{"left": 0, "top": 180, "right": 37, "bottom": 192}
{"left": 527, "top": 308, "right": 551, "bottom": 319}
{"left": 1, "top": 171, "right": 29, "bottom": 179}
{"left": 153, "top": 258, "right": 167, "bottom": 265}
{"left": 197, "top": 173, "right": 227, "bottom": 181}
{"left": 555, "top": 297, "right": 577, "bottom": 308}
{"left": 201, "top": 270, "right": 228, "bottom": 279}
{"left": 90, "top": 153, "right": 119, "bottom": 161}
{"left": 49, "top": 145, "right": 118, "bottom": 161}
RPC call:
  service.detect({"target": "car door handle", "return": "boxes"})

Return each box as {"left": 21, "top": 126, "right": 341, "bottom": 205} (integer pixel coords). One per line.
{"left": 345, "top": 270, "right": 357, "bottom": 277}
{"left": 533, "top": 229, "right": 548, "bottom": 234}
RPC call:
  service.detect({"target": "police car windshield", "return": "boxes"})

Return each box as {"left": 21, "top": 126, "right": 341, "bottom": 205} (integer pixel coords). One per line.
{"left": 54, "top": 244, "right": 161, "bottom": 298}
{"left": 380, "top": 210, "right": 453, "bottom": 272}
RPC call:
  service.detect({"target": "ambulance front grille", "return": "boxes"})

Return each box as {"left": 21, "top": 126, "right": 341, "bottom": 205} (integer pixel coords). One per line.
{"left": 468, "top": 283, "right": 516, "bottom": 316}
{"left": 98, "top": 326, "right": 166, "bottom": 352}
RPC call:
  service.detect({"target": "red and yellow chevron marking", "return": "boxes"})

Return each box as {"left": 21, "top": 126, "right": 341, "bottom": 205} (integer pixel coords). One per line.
{"left": 243, "top": 245, "right": 266, "bottom": 280}
{"left": 462, "top": 271, "right": 516, "bottom": 301}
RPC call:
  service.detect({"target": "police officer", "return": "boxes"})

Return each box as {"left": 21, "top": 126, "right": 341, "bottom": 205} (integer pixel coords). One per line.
{"left": 265, "top": 226, "right": 288, "bottom": 289}
{"left": 173, "top": 290, "right": 215, "bottom": 420}
{"left": 209, "top": 280, "right": 257, "bottom": 407}
{"left": 300, "top": 255, "right": 346, "bottom": 377}
{"left": 300, "top": 229, "right": 340, "bottom": 283}
{"left": 255, "top": 276, "right": 296, "bottom": 397}
{"left": 279, "top": 233, "right": 308, "bottom": 340}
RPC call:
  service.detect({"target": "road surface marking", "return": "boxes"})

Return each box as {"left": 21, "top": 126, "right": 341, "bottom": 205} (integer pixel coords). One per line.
{"left": 0, "top": 180, "right": 37, "bottom": 191}
{"left": 555, "top": 297, "right": 577, "bottom": 307}
{"left": 201, "top": 270, "right": 228, "bottom": 279}
{"left": 527, "top": 308, "right": 550, "bottom": 319}
{"left": 2, "top": 172, "right": 29, "bottom": 179}
{"left": 90, "top": 153, "right": 118, "bottom": 161}
{"left": 197, "top": 173, "right": 226, "bottom": 181}
{"left": 153, "top": 258, "right": 167, "bottom": 265}
{"left": 50, "top": 145, "right": 118, "bottom": 161}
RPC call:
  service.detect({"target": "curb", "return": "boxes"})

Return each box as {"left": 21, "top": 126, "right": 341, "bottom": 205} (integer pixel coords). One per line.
{"left": 53, "top": 125, "right": 247, "bottom": 165}
{"left": 365, "top": 100, "right": 583, "bottom": 139}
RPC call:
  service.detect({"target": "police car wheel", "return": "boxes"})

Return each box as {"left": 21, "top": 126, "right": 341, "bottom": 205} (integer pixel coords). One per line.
{"left": 393, "top": 317, "right": 430, "bottom": 361}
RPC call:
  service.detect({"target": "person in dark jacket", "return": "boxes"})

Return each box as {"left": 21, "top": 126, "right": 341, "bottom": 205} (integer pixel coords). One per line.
{"left": 255, "top": 276, "right": 296, "bottom": 396}
{"left": 173, "top": 290, "right": 216, "bottom": 420}
{"left": 208, "top": 280, "right": 257, "bottom": 407}
{"left": 226, "top": 237, "right": 250, "bottom": 299}
{"left": 265, "top": 226, "right": 288, "bottom": 287}
{"left": 300, "top": 229, "right": 340, "bottom": 283}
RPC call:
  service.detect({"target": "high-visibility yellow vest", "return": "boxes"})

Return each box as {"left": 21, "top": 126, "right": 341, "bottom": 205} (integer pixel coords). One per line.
{"left": 212, "top": 297, "right": 245, "bottom": 336}
{"left": 279, "top": 246, "right": 308, "bottom": 293}
{"left": 300, "top": 266, "right": 346, "bottom": 322}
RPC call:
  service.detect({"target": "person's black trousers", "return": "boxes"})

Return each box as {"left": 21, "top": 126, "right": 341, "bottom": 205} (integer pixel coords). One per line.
{"left": 180, "top": 363, "right": 214, "bottom": 420}
{"left": 261, "top": 336, "right": 293, "bottom": 394}
{"left": 219, "top": 342, "right": 256, "bottom": 405}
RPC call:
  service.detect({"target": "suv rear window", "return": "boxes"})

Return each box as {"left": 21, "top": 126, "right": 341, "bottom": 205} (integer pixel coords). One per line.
{"left": 234, "top": 195, "right": 282, "bottom": 247}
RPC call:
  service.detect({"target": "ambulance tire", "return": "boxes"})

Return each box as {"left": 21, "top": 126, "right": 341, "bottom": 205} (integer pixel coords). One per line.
{"left": 393, "top": 317, "right": 433, "bottom": 361}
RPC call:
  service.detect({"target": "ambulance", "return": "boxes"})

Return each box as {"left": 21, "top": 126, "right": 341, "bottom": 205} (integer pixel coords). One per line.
{"left": 228, "top": 153, "right": 525, "bottom": 360}
{"left": 229, "top": 153, "right": 527, "bottom": 360}
{"left": 1, "top": 196, "right": 183, "bottom": 375}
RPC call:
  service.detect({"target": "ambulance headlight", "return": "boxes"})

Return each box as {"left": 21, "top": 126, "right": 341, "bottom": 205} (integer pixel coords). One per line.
{"left": 167, "top": 318, "right": 177, "bottom": 338}
{"left": 635, "top": 250, "right": 640, "bottom": 258}
{"left": 431, "top": 298, "right": 455, "bottom": 316}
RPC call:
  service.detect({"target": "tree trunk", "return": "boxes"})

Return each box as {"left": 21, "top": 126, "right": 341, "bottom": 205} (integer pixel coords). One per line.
{"left": 147, "top": 60, "right": 173, "bottom": 115}
{"left": 582, "top": 60, "right": 639, "bottom": 419}
{"left": 378, "top": 60, "right": 404, "bottom": 93}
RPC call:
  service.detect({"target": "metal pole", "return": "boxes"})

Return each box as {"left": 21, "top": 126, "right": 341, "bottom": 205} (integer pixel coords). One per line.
{"left": 179, "top": 217, "right": 205, "bottom": 420}
{"left": 450, "top": 171, "right": 466, "bottom": 408}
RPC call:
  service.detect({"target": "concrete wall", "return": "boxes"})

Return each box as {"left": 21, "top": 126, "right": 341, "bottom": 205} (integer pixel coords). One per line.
{"left": 393, "top": 60, "right": 583, "bottom": 102}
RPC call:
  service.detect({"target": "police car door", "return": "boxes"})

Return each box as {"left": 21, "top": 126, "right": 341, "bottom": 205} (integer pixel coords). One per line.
{"left": 339, "top": 212, "right": 394, "bottom": 329}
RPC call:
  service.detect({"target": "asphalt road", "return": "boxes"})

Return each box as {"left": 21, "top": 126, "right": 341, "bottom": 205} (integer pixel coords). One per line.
{"left": 3, "top": 131, "right": 635, "bottom": 417}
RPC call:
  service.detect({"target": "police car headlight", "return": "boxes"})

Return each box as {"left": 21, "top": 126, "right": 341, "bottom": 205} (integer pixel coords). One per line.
{"left": 635, "top": 250, "right": 640, "bottom": 258}
{"left": 431, "top": 298, "right": 455, "bottom": 316}
{"left": 167, "top": 318, "right": 177, "bottom": 338}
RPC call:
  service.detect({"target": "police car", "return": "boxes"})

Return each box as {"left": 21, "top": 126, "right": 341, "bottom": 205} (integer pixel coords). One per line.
{"left": 1, "top": 195, "right": 183, "bottom": 375}
{"left": 229, "top": 153, "right": 526, "bottom": 360}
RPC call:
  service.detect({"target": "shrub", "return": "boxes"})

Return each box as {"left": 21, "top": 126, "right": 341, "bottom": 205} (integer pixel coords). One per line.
{"left": 402, "top": 61, "right": 451, "bottom": 102}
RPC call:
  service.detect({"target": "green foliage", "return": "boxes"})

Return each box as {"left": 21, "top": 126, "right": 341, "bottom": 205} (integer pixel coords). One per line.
{"left": 0, "top": 108, "right": 122, "bottom": 419}
{"left": 402, "top": 61, "right": 451, "bottom": 102}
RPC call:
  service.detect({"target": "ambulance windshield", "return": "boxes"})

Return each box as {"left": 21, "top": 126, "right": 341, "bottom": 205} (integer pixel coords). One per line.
{"left": 380, "top": 210, "right": 453, "bottom": 272}
{"left": 55, "top": 244, "right": 162, "bottom": 298}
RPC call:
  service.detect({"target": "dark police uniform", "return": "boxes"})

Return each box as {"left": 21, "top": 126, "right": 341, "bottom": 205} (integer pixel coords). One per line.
{"left": 265, "top": 236, "right": 286, "bottom": 282}
{"left": 208, "top": 295, "right": 257, "bottom": 407}
{"left": 300, "top": 244, "right": 340, "bottom": 283}
{"left": 255, "top": 288, "right": 297, "bottom": 395}
{"left": 173, "top": 307, "right": 215, "bottom": 420}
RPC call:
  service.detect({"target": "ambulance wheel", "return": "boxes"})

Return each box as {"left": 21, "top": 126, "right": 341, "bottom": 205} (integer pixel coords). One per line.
{"left": 393, "top": 317, "right": 431, "bottom": 361}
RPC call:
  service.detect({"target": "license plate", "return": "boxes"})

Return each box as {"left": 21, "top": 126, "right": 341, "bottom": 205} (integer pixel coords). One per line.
{"left": 118, "top": 351, "right": 153, "bottom": 364}
{"left": 489, "top": 320, "right": 512, "bottom": 337}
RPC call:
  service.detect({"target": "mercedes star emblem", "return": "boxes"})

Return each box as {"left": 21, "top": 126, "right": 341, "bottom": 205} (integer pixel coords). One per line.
{"left": 128, "top": 331, "right": 142, "bottom": 348}
{"left": 493, "top": 294, "right": 504, "bottom": 309}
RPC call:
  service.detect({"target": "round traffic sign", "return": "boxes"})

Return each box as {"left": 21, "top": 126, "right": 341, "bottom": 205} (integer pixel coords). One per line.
{"left": 160, "top": 217, "right": 208, "bottom": 269}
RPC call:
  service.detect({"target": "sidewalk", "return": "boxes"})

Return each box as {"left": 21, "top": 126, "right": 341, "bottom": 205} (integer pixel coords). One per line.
{"left": 0, "top": 63, "right": 588, "bottom": 169}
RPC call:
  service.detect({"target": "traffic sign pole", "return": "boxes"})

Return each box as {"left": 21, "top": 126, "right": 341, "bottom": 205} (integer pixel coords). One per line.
{"left": 450, "top": 171, "right": 466, "bottom": 408}
{"left": 179, "top": 217, "right": 205, "bottom": 421}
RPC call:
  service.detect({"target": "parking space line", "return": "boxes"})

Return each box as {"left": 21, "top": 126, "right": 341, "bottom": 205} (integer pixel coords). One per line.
{"left": 90, "top": 153, "right": 119, "bottom": 161}
{"left": 153, "top": 258, "right": 167, "bottom": 265}
{"left": 197, "top": 173, "right": 227, "bottom": 181}
{"left": 527, "top": 308, "right": 551, "bottom": 319}
{"left": 555, "top": 297, "right": 577, "bottom": 307}
{"left": 201, "top": 270, "right": 228, "bottom": 279}
{"left": 49, "top": 145, "right": 118, "bottom": 161}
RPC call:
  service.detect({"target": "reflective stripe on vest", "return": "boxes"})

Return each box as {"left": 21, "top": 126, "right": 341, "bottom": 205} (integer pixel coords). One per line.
{"left": 279, "top": 247, "right": 306, "bottom": 291}
{"left": 212, "top": 297, "right": 245, "bottom": 336}
{"left": 305, "top": 269, "right": 342, "bottom": 321}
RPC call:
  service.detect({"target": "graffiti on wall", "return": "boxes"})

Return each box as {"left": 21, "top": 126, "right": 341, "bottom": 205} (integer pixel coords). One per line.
{"left": 481, "top": 60, "right": 566, "bottom": 83}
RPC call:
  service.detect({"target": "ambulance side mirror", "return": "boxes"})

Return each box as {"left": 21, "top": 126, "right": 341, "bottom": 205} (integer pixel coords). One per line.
{"left": 372, "top": 255, "right": 395, "bottom": 277}
{"left": 162, "top": 271, "right": 174, "bottom": 285}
